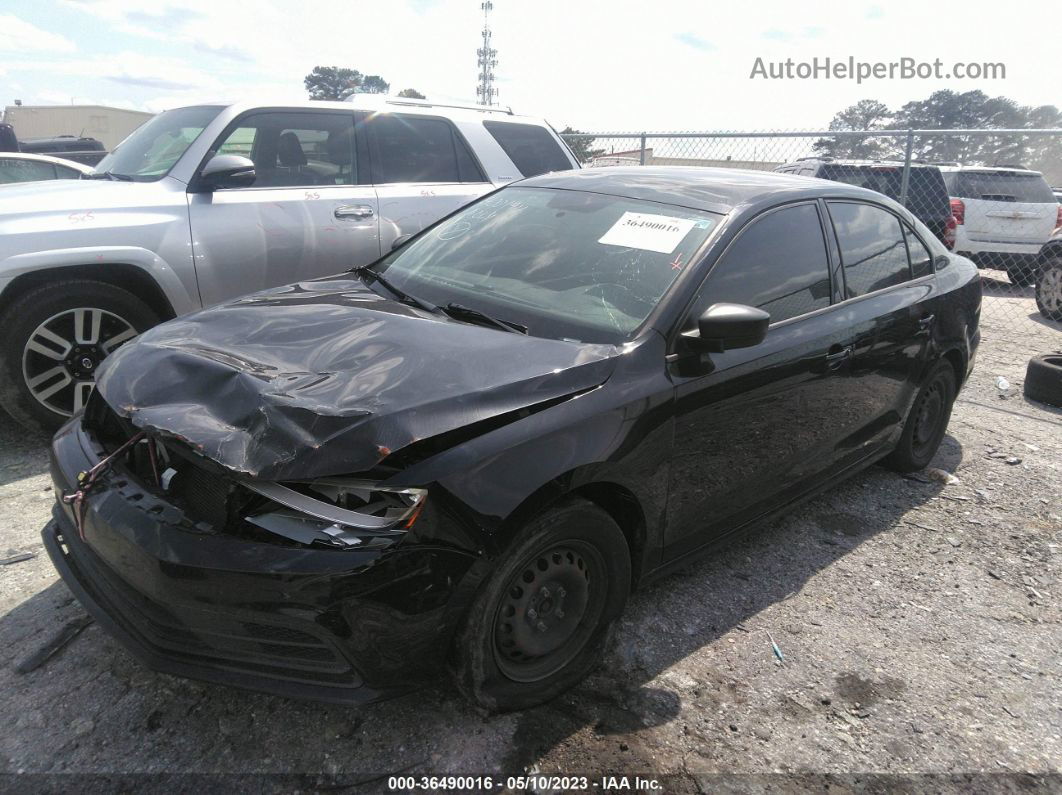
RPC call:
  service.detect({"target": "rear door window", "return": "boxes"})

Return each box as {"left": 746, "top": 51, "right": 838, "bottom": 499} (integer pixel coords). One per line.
{"left": 483, "top": 121, "right": 573, "bottom": 177}
{"left": 693, "top": 202, "right": 832, "bottom": 324}
{"left": 828, "top": 201, "right": 911, "bottom": 297}
{"left": 954, "top": 171, "right": 1055, "bottom": 203}
{"left": 369, "top": 115, "right": 485, "bottom": 184}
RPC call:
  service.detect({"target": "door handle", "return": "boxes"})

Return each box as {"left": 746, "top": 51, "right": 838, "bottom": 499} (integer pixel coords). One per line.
{"left": 334, "top": 205, "right": 374, "bottom": 220}
{"left": 825, "top": 345, "right": 853, "bottom": 369}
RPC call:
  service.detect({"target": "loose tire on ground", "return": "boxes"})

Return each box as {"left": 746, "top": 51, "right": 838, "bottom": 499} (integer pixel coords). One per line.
{"left": 883, "top": 359, "right": 957, "bottom": 473}
{"left": 0, "top": 279, "right": 159, "bottom": 435}
{"left": 1023, "top": 355, "right": 1062, "bottom": 408}
{"left": 451, "top": 498, "right": 631, "bottom": 712}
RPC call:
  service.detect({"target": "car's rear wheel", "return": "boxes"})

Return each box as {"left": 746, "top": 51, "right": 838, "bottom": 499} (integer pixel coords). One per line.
{"left": 1035, "top": 259, "right": 1062, "bottom": 321}
{"left": 452, "top": 498, "right": 630, "bottom": 712}
{"left": 0, "top": 280, "right": 159, "bottom": 434}
{"left": 883, "top": 360, "right": 957, "bottom": 473}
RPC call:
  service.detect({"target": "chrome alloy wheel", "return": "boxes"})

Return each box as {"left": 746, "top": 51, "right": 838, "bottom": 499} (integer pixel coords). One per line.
{"left": 21, "top": 307, "right": 138, "bottom": 416}
{"left": 1040, "top": 267, "right": 1062, "bottom": 314}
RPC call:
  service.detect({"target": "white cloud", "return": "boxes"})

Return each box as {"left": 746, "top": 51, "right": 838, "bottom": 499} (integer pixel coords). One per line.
{"left": 18, "top": 0, "right": 1062, "bottom": 132}
{"left": 0, "top": 14, "right": 77, "bottom": 53}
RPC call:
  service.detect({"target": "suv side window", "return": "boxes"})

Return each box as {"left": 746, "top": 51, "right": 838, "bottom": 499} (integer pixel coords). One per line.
{"left": 828, "top": 201, "right": 910, "bottom": 298}
{"left": 369, "top": 115, "right": 485, "bottom": 184}
{"left": 483, "top": 121, "right": 573, "bottom": 177}
{"left": 689, "top": 203, "right": 832, "bottom": 325}
{"left": 210, "top": 111, "right": 356, "bottom": 188}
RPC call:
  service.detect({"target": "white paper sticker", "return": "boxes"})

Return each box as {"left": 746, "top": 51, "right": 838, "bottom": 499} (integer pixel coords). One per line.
{"left": 598, "top": 212, "right": 698, "bottom": 254}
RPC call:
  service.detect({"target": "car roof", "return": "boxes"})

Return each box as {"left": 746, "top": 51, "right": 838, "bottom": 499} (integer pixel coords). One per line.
{"left": 0, "top": 151, "right": 93, "bottom": 172}
{"left": 785, "top": 158, "right": 939, "bottom": 169}
{"left": 179, "top": 96, "right": 539, "bottom": 124}
{"left": 518, "top": 166, "right": 896, "bottom": 215}
{"left": 936, "top": 164, "right": 1045, "bottom": 176}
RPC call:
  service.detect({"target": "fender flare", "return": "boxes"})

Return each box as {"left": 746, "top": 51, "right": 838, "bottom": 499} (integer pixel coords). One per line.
{"left": 0, "top": 245, "right": 198, "bottom": 316}
{"left": 1039, "top": 241, "right": 1062, "bottom": 264}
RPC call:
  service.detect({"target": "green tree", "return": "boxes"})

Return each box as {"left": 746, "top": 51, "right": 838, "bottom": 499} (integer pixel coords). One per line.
{"left": 304, "top": 66, "right": 361, "bottom": 101}
{"left": 813, "top": 99, "right": 894, "bottom": 159}
{"left": 397, "top": 88, "right": 426, "bottom": 99}
{"left": 559, "top": 126, "right": 604, "bottom": 163}
{"left": 359, "top": 75, "right": 391, "bottom": 94}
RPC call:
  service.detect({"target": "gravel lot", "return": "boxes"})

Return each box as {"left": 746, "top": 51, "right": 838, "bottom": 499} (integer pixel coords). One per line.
{"left": 1, "top": 275, "right": 1059, "bottom": 792}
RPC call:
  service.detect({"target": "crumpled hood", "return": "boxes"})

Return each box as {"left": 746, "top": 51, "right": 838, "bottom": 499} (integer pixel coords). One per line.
{"left": 96, "top": 277, "right": 617, "bottom": 480}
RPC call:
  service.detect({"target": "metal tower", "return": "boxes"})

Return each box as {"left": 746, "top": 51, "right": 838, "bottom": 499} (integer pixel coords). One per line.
{"left": 476, "top": 1, "right": 498, "bottom": 106}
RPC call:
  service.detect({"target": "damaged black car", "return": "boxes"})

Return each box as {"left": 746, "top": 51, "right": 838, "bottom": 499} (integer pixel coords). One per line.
{"left": 44, "top": 167, "right": 981, "bottom": 711}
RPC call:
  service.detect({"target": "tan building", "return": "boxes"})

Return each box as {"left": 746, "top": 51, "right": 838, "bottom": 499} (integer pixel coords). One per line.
{"left": 1, "top": 104, "right": 153, "bottom": 150}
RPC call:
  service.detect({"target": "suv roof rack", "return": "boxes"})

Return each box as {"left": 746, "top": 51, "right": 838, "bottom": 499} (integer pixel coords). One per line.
{"left": 352, "top": 95, "right": 515, "bottom": 116}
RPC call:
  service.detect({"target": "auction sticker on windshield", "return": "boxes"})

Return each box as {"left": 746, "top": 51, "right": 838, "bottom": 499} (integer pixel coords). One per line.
{"left": 598, "top": 211, "right": 699, "bottom": 253}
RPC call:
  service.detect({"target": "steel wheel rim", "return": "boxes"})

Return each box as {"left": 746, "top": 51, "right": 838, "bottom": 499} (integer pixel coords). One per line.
{"left": 1041, "top": 268, "right": 1062, "bottom": 311}
{"left": 912, "top": 376, "right": 946, "bottom": 456}
{"left": 492, "top": 540, "right": 607, "bottom": 683}
{"left": 21, "top": 307, "right": 138, "bottom": 417}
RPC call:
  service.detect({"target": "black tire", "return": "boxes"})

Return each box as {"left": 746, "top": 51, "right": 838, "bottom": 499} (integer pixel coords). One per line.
{"left": 1023, "top": 355, "right": 1062, "bottom": 408}
{"left": 883, "top": 360, "right": 957, "bottom": 473}
{"left": 0, "top": 280, "right": 159, "bottom": 434}
{"left": 451, "top": 498, "right": 631, "bottom": 712}
{"left": 1035, "top": 259, "right": 1062, "bottom": 321}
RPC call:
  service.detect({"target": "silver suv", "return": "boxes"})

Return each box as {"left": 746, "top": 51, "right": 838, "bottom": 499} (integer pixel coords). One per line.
{"left": 0, "top": 97, "right": 578, "bottom": 431}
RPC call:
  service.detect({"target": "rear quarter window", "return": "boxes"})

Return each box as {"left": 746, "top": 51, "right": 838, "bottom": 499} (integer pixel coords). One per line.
{"left": 483, "top": 121, "right": 573, "bottom": 178}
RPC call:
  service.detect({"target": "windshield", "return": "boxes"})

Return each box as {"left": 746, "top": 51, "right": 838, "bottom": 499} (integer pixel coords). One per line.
{"left": 954, "top": 171, "right": 1054, "bottom": 203}
{"left": 93, "top": 105, "right": 223, "bottom": 181}
{"left": 375, "top": 187, "right": 720, "bottom": 344}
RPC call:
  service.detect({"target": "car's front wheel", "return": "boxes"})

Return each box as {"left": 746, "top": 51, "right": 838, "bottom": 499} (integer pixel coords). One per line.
{"left": 452, "top": 498, "right": 631, "bottom": 712}
{"left": 0, "top": 280, "right": 159, "bottom": 434}
{"left": 883, "top": 359, "right": 957, "bottom": 473}
{"left": 1035, "top": 258, "right": 1062, "bottom": 321}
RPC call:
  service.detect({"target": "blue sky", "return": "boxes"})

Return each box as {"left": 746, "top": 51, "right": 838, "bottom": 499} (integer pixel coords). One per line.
{"left": 0, "top": 0, "right": 1055, "bottom": 131}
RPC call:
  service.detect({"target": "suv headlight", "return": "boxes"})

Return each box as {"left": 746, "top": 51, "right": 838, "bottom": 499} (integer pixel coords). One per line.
{"left": 243, "top": 478, "right": 427, "bottom": 548}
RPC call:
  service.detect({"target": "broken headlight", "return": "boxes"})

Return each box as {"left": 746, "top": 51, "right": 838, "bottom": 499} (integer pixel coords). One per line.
{"left": 243, "top": 478, "right": 427, "bottom": 548}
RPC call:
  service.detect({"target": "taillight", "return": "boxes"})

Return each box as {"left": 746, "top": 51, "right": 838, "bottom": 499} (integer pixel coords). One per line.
{"left": 943, "top": 215, "right": 957, "bottom": 250}
{"left": 1056, "top": 204, "right": 1061, "bottom": 229}
{"left": 950, "top": 198, "right": 965, "bottom": 225}
{"left": 951, "top": 197, "right": 968, "bottom": 225}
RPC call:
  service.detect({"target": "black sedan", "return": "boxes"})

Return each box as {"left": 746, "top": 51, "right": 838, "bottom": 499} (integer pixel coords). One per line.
{"left": 43, "top": 167, "right": 981, "bottom": 711}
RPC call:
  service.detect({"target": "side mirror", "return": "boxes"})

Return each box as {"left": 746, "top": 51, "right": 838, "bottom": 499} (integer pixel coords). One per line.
{"left": 195, "top": 154, "right": 256, "bottom": 191}
{"left": 391, "top": 234, "right": 413, "bottom": 251}
{"left": 686, "top": 303, "right": 770, "bottom": 353}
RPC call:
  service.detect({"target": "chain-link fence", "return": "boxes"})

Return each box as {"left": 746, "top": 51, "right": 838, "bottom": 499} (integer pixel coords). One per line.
{"left": 560, "top": 129, "right": 1062, "bottom": 331}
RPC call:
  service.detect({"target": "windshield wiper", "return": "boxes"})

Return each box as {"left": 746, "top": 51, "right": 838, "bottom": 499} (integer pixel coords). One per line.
{"left": 441, "top": 303, "right": 528, "bottom": 334}
{"left": 351, "top": 265, "right": 437, "bottom": 313}
{"left": 84, "top": 170, "right": 134, "bottom": 182}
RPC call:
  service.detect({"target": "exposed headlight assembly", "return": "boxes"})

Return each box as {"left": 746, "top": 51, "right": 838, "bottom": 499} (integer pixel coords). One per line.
{"left": 243, "top": 479, "right": 427, "bottom": 548}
